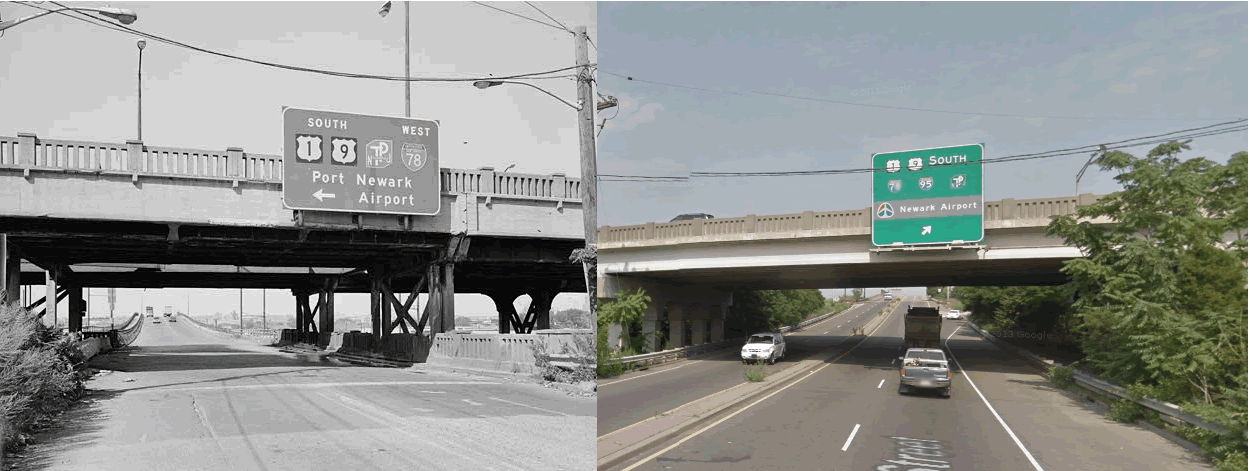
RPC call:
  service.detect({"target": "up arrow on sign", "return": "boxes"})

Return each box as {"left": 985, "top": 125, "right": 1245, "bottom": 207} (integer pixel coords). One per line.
{"left": 313, "top": 189, "right": 336, "bottom": 201}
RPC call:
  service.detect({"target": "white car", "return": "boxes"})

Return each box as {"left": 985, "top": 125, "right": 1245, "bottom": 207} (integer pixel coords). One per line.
{"left": 741, "top": 332, "right": 786, "bottom": 364}
{"left": 945, "top": 309, "right": 961, "bottom": 319}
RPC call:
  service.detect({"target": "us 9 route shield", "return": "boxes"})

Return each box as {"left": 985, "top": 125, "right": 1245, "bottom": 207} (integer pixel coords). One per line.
{"left": 871, "top": 143, "right": 984, "bottom": 246}
{"left": 282, "top": 107, "right": 440, "bottom": 215}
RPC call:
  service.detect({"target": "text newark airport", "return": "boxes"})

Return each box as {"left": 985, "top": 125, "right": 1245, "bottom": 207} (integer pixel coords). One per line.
{"left": 357, "top": 174, "right": 414, "bottom": 188}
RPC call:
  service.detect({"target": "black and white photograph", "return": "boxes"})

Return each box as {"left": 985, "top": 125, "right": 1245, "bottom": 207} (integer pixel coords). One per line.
{"left": 0, "top": 1, "right": 595, "bottom": 470}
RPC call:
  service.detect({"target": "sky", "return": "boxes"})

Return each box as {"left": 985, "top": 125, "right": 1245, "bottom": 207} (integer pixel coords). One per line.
{"left": 596, "top": 1, "right": 1248, "bottom": 230}
{"left": 0, "top": 1, "right": 595, "bottom": 319}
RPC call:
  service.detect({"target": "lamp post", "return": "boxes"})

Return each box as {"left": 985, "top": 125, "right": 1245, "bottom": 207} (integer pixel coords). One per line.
{"left": 0, "top": 6, "right": 138, "bottom": 33}
{"left": 378, "top": 1, "right": 410, "bottom": 117}
{"left": 471, "top": 26, "right": 605, "bottom": 319}
{"left": 136, "top": 40, "right": 146, "bottom": 141}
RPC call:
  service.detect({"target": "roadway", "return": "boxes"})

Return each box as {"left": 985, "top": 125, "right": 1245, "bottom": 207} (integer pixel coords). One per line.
{"left": 606, "top": 296, "right": 1212, "bottom": 471}
{"left": 597, "top": 299, "right": 893, "bottom": 436}
{"left": 7, "top": 315, "right": 594, "bottom": 471}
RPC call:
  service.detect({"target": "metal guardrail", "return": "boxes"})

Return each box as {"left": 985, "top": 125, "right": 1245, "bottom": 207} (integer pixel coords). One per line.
{"left": 613, "top": 297, "right": 886, "bottom": 369}
{"left": 963, "top": 320, "right": 1228, "bottom": 434}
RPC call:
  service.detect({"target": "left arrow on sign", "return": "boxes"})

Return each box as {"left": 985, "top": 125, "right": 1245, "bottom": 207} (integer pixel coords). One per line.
{"left": 313, "top": 189, "right": 336, "bottom": 201}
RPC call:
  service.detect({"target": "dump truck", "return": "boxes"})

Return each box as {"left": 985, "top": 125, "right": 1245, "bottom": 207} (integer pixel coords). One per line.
{"left": 902, "top": 305, "right": 942, "bottom": 348}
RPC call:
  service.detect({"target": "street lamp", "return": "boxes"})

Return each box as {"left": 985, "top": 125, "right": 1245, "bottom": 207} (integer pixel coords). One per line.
{"left": 472, "top": 26, "right": 606, "bottom": 320}
{"left": 136, "top": 40, "right": 146, "bottom": 141}
{"left": 472, "top": 80, "right": 582, "bottom": 111}
{"left": 378, "top": 1, "right": 410, "bottom": 117}
{"left": 0, "top": 6, "right": 138, "bottom": 33}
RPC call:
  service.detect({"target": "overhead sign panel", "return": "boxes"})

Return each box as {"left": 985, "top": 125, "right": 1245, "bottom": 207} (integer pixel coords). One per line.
{"left": 871, "top": 143, "right": 984, "bottom": 246}
{"left": 282, "top": 107, "right": 440, "bottom": 215}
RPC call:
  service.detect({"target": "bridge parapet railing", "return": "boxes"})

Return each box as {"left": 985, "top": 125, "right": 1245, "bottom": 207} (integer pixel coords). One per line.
{"left": 599, "top": 194, "right": 1108, "bottom": 244}
{"left": 0, "top": 134, "right": 580, "bottom": 200}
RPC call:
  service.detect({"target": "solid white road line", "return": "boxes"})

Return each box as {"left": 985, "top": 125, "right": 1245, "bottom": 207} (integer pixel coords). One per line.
{"left": 841, "top": 424, "right": 861, "bottom": 451}
{"left": 877, "top": 379, "right": 884, "bottom": 389}
{"left": 946, "top": 325, "right": 1046, "bottom": 471}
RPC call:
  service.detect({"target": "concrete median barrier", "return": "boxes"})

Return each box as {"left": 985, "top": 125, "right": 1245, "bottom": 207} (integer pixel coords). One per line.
{"left": 425, "top": 329, "right": 591, "bottom": 375}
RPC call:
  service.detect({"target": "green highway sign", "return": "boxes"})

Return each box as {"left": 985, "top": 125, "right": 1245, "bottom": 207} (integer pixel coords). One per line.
{"left": 871, "top": 143, "right": 984, "bottom": 246}
{"left": 282, "top": 107, "right": 440, "bottom": 215}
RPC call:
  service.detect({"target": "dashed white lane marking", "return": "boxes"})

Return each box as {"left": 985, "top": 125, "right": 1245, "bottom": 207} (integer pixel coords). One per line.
{"left": 841, "top": 424, "right": 861, "bottom": 451}
{"left": 489, "top": 396, "right": 570, "bottom": 417}
{"left": 877, "top": 379, "right": 884, "bottom": 389}
{"left": 462, "top": 399, "right": 483, "bottom": 406}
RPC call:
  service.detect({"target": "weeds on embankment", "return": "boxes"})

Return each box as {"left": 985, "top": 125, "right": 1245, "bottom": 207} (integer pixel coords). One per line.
{"left": 0, "top": 299, "right": 89, "bottom": 458}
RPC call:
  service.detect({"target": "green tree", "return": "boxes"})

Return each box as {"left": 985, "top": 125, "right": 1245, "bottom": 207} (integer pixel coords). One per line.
{"left": 597, "top": 289, "right": 652, "bottom": 352}
{"left": 455, "top": 316, "right": 473, "bottom": 328}
{"left": 1047, "top": 143, "right": 1247, "bottom": 468}
{"left": 851, "top": 288, "right": 863, "bottom": 300}
{"left": 759, "top": 289, "right": 826, "bottom": 328}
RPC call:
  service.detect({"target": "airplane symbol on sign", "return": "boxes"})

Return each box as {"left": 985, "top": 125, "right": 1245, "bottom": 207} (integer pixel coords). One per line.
{"left": 921, "top": 226, "right": 932, "bottom": 235}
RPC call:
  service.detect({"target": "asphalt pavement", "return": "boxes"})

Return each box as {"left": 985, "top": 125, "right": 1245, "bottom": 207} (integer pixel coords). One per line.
{"left": 7, "top": 316, "right": 594, "bottom": 471}
{"left": 606, "top": 296, "right": 1212, "bottom": 471}
{"left": 597, "top": 300, "right": 891, "bottom": 436}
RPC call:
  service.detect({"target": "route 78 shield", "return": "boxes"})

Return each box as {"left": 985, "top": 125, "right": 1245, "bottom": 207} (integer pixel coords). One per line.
{"left": 401, "top": 142, "right": 428, "bottom": 172}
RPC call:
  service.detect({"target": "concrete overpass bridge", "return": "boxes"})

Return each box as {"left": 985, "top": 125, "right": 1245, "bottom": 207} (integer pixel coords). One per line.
{"left": 596, "top": 193, "right": 1112, "bottom": 350}
{"left": 0, "top": 132, "right": 585, "bottom": 342}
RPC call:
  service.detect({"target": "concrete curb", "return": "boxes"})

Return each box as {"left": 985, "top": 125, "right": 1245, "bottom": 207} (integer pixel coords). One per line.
{"left": 597, "top": 304, "right": 896, "bottom": 470}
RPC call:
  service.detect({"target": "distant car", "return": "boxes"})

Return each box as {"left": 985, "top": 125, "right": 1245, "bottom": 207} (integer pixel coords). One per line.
{"left": 670, "top": 213, "right": 714, "bottom": 222}
{"left": 741, "top": 332, "right": 786, "bottom": 364}
{"left": 168, "top": 316, "right": 177, "bottom": 323}
{"left": 884, "top": 294, "right": 893, "bottom": 301}
{"left": 945, "top": 309, "right": 961, "bottom": 319}
{"left": 152, "top": 318, "right": 161, "bottom": 324}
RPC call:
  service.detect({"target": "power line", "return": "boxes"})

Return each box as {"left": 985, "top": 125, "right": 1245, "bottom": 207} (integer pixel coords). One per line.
{"left": 23, "top": 1, "right": 582, "bottom": 83}
{"left": 689, "top": 120, "right": 1247, "bottom": 177}
{"left": 524, "top": 1, "right": 571, "bottom": 33}
{"left": 471, "top": 1, "right": 565, "bottom": 32}
{"left": 602, "top": 69, "right": 1242, "bottom": 122}
{"left": 597, "top": 120, "right": 1245, "bottom": 180}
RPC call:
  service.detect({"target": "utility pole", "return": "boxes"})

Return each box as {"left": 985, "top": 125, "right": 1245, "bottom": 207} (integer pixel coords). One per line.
{"left": 262, "top": 289, "right": 267, "bottom": 330}
{"left": 238, "top": 288, "right": 243, "bottom": 333}
{"left": 575, "top": 25, "right": 597, "bottom": 317}
{"left": 404, "top": 1, "right": 410, "bottom": 117}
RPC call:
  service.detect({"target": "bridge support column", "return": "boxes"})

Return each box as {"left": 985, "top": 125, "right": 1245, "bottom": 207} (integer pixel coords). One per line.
{"left": 44, "top": 270, "right": 57, "bottom": 327}
{"left": 66, "top": 281, "right": 83, "bottom": 333}
{"left": 641, "top": 302, "right": 660, "bottom": 352}
{"left": 293, "top": 288, "right": 319, "bottom": 341}
{"left": 608, "top": 323, "right": 624, "bottom": 350}
{"left": 0, "top": 234, "right": 20, "bottom": 306}
{"left": 668, "top": 303, "right": 685, "bottom": 349}
{"left": 710, "top": 304, "right": 726, "bottom": 342}
{"left": 439, "top": 262, "right": 455, "bottom": 334}
{"left": 318, "top": 279, "right": 337, "bottom": 334}
{"left": 486, "top": 290, "right": 522, "bottom": 334}
{"left": 689, "top": 304, "right": 707, "bottom": 346}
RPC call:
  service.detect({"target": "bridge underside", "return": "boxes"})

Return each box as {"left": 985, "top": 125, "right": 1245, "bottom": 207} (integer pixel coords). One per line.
{"left": 608, "top": 256, "right": 1073, "bottom": 290}
{"left": 1, "top": 216, "right": 585, "bottom": 337}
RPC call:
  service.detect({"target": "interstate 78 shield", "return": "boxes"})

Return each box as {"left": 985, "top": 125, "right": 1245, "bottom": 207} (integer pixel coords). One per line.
{"left": 282, "top": 107, "right": 440, "bottom": 215}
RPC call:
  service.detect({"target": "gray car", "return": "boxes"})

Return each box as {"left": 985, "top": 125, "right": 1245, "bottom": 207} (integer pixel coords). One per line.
{"left": 898, "top": 348, "right": 952, "bottom": 397}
